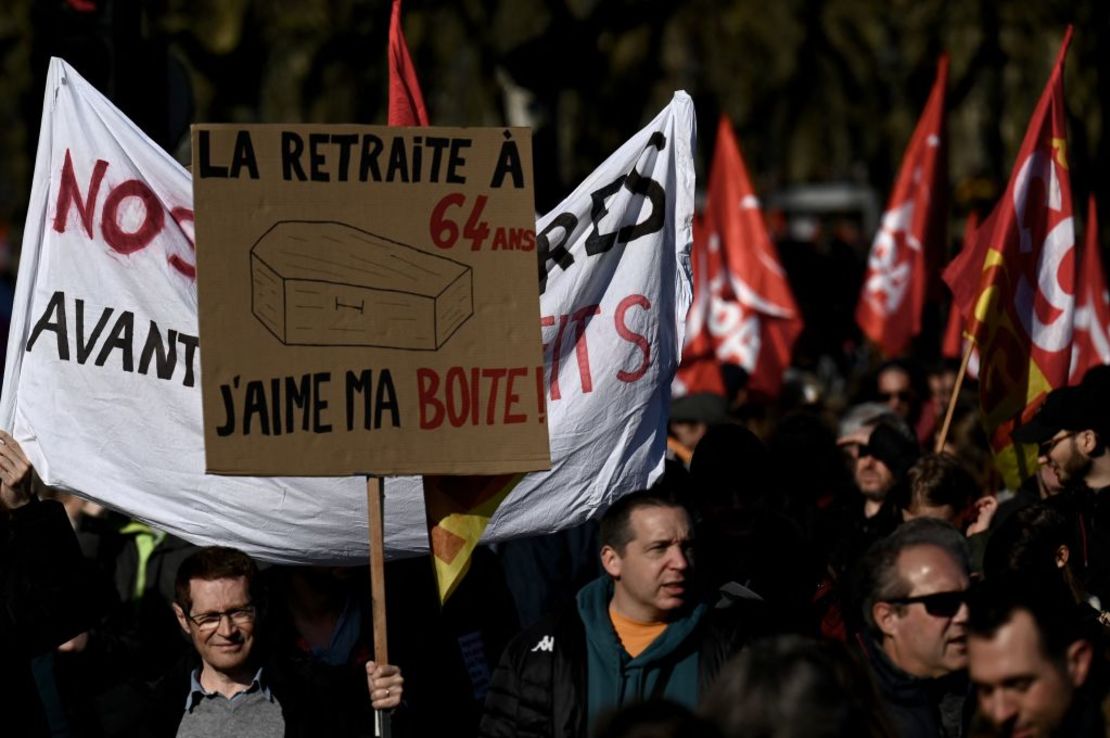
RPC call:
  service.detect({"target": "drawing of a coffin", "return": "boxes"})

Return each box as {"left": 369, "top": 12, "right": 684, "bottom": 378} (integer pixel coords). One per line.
{"left": 250, "top": 221, "right": 473, "bottom": 350}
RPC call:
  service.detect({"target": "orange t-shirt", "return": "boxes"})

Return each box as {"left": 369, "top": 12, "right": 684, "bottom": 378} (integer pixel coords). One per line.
{"left": 609, "top": 605, "right": 666, "bottom": 658}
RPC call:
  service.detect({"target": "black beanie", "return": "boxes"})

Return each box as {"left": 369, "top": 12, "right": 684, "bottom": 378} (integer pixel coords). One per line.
{"left": 866, "top": 423, "right": 920, "bottom": 481}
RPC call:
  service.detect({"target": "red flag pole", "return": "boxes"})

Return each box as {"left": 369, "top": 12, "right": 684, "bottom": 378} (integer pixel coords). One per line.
{"left": 934, "top": 339, "right": 975, "bottom": 453}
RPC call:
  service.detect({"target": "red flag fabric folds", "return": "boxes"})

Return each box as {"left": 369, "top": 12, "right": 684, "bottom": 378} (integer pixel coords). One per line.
{"left": 1071, "top": 195, "right": 1109, "bottom": 382}
{"left": 857, "top": 56, "right": 948, "bottom": 357}
{"left": 942, "top": 28, "right": 1076, "bottom": 487}
{"left": 943, "top": 212, "right": 978, "bottom": 360}
{"left": 674, "top": 215, "right": 727, "bottom": 397}
{"left": 387, "top": 0, "right": 429, "bottom": 127}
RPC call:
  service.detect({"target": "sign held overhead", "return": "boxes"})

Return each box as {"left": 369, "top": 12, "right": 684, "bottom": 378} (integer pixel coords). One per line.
{"left": 193, "top": 125, "right": 550, "bottom": 477}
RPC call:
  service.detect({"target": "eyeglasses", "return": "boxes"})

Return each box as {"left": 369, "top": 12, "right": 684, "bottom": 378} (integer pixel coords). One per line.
{"left": 188, "top": 605, "right": 256, "bottom": 632}
{"left": 1038, "top": 431, "right": 1077, "bottom": 458}
{"left": 884, "top": 590, "right": 967, "bottom": 618}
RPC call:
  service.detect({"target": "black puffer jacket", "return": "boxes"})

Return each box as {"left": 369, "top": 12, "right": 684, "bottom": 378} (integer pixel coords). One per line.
{"left": 478, "top": 591, "right": 764, "bottom": 738}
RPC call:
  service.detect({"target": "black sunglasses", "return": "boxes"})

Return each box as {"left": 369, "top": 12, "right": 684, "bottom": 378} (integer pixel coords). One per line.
{"left": 884, "top": 590, "right": 967, "bottom": 618}
{"left": 855, "top": 443, "right": 878, "bottom": 460}
{"left": 878, "top": 390, "right": 913, "bottom": 402}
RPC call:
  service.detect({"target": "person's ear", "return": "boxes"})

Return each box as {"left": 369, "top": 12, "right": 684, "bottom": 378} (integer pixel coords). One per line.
{"left": 1056, "top": 544, "right": 1070, "bottom": 569}
{"left": 873, "top": 601, "right": 900, "bottom": 638}
{"left": 173, "top": 602, "right": 191, "bottom": 636}
{"left": 1078, "top": 430, "right": 1099, "bottom": 456}
{"left": 1066, "top": 639, "right": 1093, "bottom": 688}
{"left": 600, "top": 545, "right": 622, "bottom": 579}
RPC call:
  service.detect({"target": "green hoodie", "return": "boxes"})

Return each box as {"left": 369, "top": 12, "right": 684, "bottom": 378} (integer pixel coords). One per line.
{"left": 575, "top": 576, "right": 706, "bottom": 732}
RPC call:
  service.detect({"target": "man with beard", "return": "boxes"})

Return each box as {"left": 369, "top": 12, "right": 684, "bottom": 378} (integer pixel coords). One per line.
{"left": 1012, "top": 370, "right": 1110, "bottom": 608}
{"left": 856, "top": 518, "right": 973, "bottom": 737}
{"left": 479, "top": 489, "right": 756, "bottom": 738}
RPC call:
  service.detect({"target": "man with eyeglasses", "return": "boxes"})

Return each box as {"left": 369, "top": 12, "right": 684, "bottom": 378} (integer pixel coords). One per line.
{"left": 149, "top": 546, "right": 403, "bottom": 736}
{"left": 856, "top": 518, "right": 973, "bottom": 738}
{"left": 1012, "top": 385, "right": 1110, "bottom": 490}
{"left": 1012, "top": 368, "right": 1110, "bottom": 612}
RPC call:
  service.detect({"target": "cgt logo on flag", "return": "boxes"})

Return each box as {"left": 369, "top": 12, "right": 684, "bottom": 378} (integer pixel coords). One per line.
{"left": 706, "top": 234, "right": 761, "bottom": 371}
{"left": 862, "top": 200, "right": 917, "bottom": 316}
{"left": 1009, "top": 141, "right": 1075, "bottom": 353}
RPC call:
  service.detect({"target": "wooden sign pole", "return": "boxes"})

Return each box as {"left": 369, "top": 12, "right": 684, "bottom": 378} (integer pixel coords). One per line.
{"left": 367, "top": 475, "right": 391, "bottom": 738}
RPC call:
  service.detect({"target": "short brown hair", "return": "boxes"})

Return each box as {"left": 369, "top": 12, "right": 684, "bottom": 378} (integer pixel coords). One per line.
{"left": 600, "top": 489, "right": 688, "bottom": 556}
{"left": 174, "top": 546, "right": 259, "bottom": 614}
{"left": 902, "top": 453, "right": 979, "bottom": 515}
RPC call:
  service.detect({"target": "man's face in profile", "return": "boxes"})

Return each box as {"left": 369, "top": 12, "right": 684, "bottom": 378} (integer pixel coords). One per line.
{"left": 969, "top": 610, "right": 1091, "bottom": 738}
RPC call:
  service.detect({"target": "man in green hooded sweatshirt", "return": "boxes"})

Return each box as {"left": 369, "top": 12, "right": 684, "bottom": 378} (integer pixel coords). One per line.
{"left": 479, "top": 488, "right": 756, "bottom": 738}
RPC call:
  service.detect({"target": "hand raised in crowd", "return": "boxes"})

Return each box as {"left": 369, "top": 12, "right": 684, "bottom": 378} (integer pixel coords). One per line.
{"left": 366, "top": 660, "right": 404, "bottom": 710}
{"left": 0, "top": 430, "right": 33, "bottom": 510}
{"left": 965, "top": 495, "right": 999, "bottom": 536}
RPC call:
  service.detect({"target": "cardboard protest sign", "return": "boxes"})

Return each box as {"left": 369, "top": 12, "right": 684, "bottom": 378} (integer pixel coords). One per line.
{"left": 192, "top": 125, "right": 551, "bottom": 476}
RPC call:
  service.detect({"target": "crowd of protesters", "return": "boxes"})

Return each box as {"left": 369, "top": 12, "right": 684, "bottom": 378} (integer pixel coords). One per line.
{"left": 5, "top": 354, "right": 1110, "bottom": 738}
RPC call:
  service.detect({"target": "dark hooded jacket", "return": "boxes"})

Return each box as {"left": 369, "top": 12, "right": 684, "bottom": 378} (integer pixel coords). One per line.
{"left": 478, "top": 576, "right": 762, "bottom": 738}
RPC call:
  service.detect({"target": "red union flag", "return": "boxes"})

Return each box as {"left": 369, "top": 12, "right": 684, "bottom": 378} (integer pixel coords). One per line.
{"left": 688, "top": 115, "right": 800, "bottom": 397}
{"left": 943, "top": 28, "right": 1075, "bottom": 488}
{"left": 857, "top": 56, "right": 948, "bottom": 356}
{"left": 674, "top": 215, "right": 726, "bottom": 396}
{"left": 1071, "top": 195, "right": 1109, "bottom": 382}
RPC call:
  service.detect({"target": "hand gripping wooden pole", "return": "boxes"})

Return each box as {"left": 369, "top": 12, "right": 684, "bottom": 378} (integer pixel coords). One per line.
{"left": 367, "top": 476, "right": 391, "bottom": 738}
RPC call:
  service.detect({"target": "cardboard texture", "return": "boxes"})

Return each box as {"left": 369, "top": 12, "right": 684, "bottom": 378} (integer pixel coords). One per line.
{"left": 193, "top": 125, "right": 551, "bottom": 476}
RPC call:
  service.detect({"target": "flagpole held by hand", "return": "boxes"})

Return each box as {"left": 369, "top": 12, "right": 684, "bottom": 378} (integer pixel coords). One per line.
{"left": 934, "top": 339, "right": 974, "bottom": 454}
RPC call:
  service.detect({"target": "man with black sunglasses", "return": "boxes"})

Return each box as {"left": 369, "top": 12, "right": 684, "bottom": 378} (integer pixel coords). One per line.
{"left": 856, "top": 518, "right": 973, "bottom": 738}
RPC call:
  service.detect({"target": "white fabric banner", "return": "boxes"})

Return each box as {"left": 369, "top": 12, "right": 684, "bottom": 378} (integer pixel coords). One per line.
{"left": 0, "top": 58, "right": 693, "bottom": 562}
